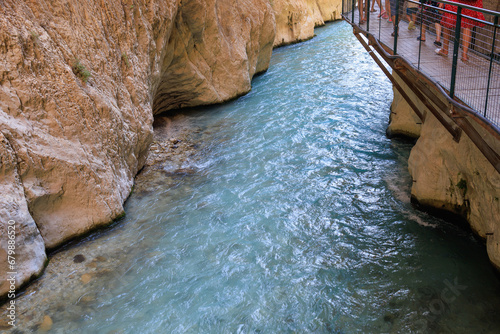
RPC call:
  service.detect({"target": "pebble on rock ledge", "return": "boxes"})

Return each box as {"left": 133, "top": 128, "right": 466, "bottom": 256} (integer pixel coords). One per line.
{"left": 39, "top": 315, "right": 53, "bottom": 331}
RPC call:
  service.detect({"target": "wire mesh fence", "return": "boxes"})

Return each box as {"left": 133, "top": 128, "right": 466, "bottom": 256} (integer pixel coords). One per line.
{"left": 342, "top": 0, "right": 500, "bottom": 128}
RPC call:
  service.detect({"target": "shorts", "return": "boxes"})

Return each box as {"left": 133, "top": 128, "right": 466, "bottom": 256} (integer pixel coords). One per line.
{"left": 390, "top": 0, "right": 404, "bottom": 16}
{"left": 406, "top": 7, "right": 418, "bottom": 16}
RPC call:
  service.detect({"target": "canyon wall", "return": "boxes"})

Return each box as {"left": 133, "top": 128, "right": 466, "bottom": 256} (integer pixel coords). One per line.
{"left": 389, "top": 73, "right": 500, "bottom": 269}
{"left": 0, "top": 0, "right": 276, "bottom": 298}
{"left": 273, "top": 0, "right": 342, "bottom": 47}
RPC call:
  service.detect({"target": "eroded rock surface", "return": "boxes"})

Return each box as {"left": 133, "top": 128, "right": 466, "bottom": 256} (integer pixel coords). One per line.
{"left": 152, "top": 0, "right": 275, "bottom": 114}
{"left": 272, "top": 0, "right": 341, "bottom": 47}
{"left": 0, "top": 0, "right": 276, "bottom": 297}
{"left": 408, "top": 113, "right": 500, "bottom": 268}
{"left": 389, "top": 73, "right": 500, "bottom": 269}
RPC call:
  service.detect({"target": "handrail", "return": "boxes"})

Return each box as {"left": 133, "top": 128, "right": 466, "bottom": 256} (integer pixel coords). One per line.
{"left": 412, "top": 1, "right": 500, "bottom": 28}
{"left": 409, "top": 0, "right": 500, "bottom": 18}
{"left": 341, "top": 0, "right": 500, "bottom": 128}
{"left": 341, "top": 0, "right": 500, "bottom": 172}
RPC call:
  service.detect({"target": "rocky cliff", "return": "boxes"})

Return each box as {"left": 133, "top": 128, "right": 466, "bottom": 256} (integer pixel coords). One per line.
{"left": 273, "top": 0, "right": 341, "bottom": 47}
{"left": 389, "top": 73, "right": 500, "bottom": 269}
{"left": 0, "top": 0, "right": 277, "bottom": 298}
{"left": 0, "top": 0, "right": 342, "bottom": 299}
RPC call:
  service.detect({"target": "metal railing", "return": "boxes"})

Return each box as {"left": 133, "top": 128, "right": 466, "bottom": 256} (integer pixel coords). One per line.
{"left": 342, "top": 0, "right": 500, "bottom": 128}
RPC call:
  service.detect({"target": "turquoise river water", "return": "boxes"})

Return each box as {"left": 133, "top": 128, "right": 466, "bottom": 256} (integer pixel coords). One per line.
{"left": 4, "top": 21, "right": 500, "bottom": 333}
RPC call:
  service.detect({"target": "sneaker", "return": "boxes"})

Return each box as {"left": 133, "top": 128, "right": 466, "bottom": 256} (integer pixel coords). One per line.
{"left": 434, "top": 40, "right": 442, "bottom": 47}
{"left": 435, "top": 48, "right": 448, "bottom": 57}
{"left": 387, "top": 18, "right": 392, "bottom": 23}
{"left": 408, "top": 21, "right": 415, "bottom": 30}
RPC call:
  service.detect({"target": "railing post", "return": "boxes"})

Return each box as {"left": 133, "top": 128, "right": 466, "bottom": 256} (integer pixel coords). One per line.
{"left": 367, "top": 0, "right": 371, "bottom": 31}
{"left": 484, "top": 16, "right": 498, "bottom": 116}
{"left": 352, "top": 0, "right": 355, "bottom": 23}
{"left": 394, "top": 0, "right": 400, "bottom": 54}
{"left": 417, "top": 0, "right": 425, "bottom": 70}
{"left": 450, "top": 6, "right": 463, "bottom": 99}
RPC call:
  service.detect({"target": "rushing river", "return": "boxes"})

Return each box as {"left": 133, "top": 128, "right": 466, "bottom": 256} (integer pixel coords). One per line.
{"left": 4, "top": 21, "right": 500, "bottom": 333}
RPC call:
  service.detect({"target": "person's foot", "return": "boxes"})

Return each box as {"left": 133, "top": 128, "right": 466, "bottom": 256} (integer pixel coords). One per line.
{"left": 378, "top": 10, "right": 386, "bottom": 18}
{"left": 387, "top": 18, "right": 392, "bottom": 23}
{"left": 434, "top": 40, "right": 442, "bottom": 47}
{"left": 461, "top": 53, "right": 469, "bottom": 62}
{"left": 435, "top": 48, "right": 448, "bottom": 57}
{"left": 370, "top": 9, "right": 377, "bottom": 12}
{"left": 408, "top": 21, "right": 416, "bottom": 30}
{"left": 417, "top": 36, "right": 426, "bottom": 42}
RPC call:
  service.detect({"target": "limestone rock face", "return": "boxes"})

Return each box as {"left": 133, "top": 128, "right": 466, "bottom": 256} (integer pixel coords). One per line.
{"left": 0, "top": 133, "right": 46, "bottom": 295}
{"left": 408, "top": 113, "right": 500, "bottom": 267}
{"left": 387, "top": 73, "right": 422, "bottom": 139}
{"left": 0, "top": 0, "right": 275, "bottom": 297}
{"left": 272, "top": 0, "right": 342, "bottom": 47}
{"left": 152, "top": 0, "right": 275, "bottom": 114}
{"left": 390, "top": 74, "right": 500, "bottom": 269}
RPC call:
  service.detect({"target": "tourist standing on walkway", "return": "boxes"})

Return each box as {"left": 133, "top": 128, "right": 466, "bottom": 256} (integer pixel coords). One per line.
{"left": 418, "top": 0, "right": 444, "bottom": 44}
{"left": 436, "top": 0, "right": 485, "bottom": 62}
{"left": 389, "top": 0, "right": 404, "bottom": 36}
{"left": 370, "top": 0, "right": 383, "bottom": 14}
{"left": 406, "top": 0, "right": 419, "bottom": 30}
{"left": 359, "top": 0, "right": 368, "bottom": 24}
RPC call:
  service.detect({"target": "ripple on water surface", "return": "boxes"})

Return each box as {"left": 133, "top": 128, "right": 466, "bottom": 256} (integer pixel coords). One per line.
{"left": 2, "top": 21, "right": 500, "bottom": 334}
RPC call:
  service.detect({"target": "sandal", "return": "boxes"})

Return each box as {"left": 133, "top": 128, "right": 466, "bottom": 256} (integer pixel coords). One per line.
{"left": 370, "top": 9, "right": 377, "bottom": 12}
{"left": 378, "top": 10, "right": 386, "bottom": 18}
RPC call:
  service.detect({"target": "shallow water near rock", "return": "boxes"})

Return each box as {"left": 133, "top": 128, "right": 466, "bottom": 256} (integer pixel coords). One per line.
{"left": 3, "top": 21, "right": 500, "bottom": 333}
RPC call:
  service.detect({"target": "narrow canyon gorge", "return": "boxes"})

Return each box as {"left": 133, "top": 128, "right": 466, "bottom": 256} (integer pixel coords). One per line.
{"left": 0, "top": 0, "right": 341, "bottom": 298}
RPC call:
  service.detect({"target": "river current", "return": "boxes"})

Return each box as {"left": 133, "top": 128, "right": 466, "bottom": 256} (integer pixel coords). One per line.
{"left": 4, "top": 21, "right": 500, "bottom": 333}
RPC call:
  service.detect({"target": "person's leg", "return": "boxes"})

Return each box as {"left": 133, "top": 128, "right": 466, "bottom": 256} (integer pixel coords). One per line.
{"left": 408, "top": 8, "right": 417, "bottom": 30}
{"left": 358, "top": 0, "right": 365, "bottom": 22}
{"left": 437, "top": 26, "right": 450, "bottom": 56}
{"left": 420, "top": 20, "right": 427, "bottom": 40}
{"left": 435, "top": 23, "right": 442, "bottom": 42}
{"left": 462, "top": 27, "right": 471, "bottom": 61}
{"left": 379, "top": 0, "right": 387, "bottom": 17}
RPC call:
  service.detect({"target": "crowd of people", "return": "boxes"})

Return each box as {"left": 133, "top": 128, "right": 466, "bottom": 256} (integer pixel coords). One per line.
{"left": 356, "top": 0, "right": 486, "bottom": 62}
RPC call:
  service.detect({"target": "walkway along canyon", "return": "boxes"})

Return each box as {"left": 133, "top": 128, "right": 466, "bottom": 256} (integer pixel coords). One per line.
{"left": 340, "top": 0, "right": 500, "bottom": 270}
{"left": 0, "top": 0, "right": 342, "bottom": 299}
